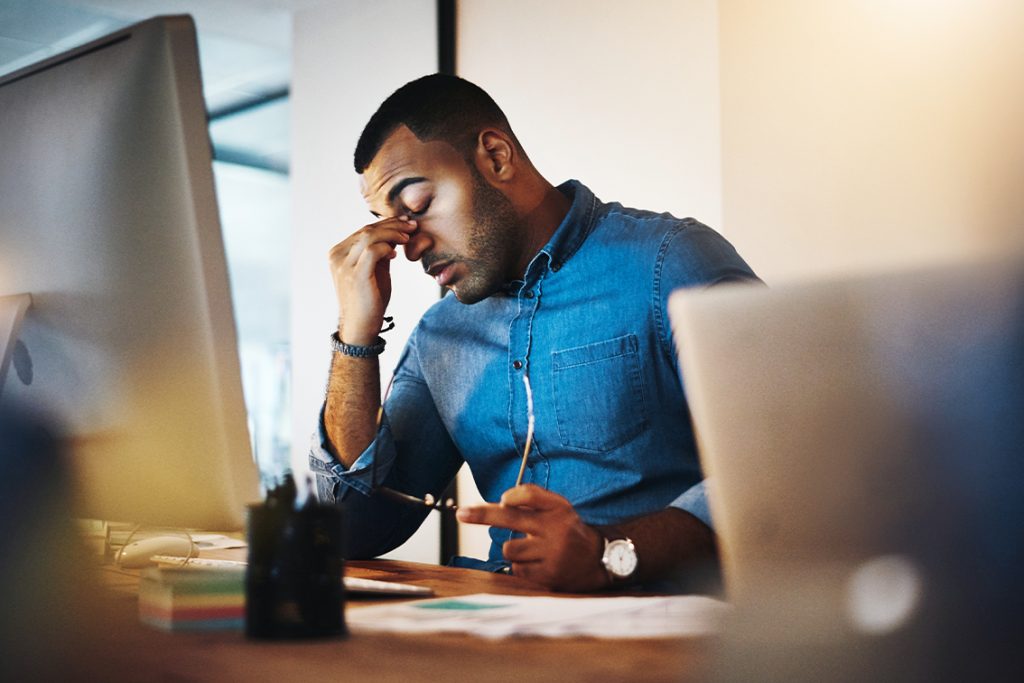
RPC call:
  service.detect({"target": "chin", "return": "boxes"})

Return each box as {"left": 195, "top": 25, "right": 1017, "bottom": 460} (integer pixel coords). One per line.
{"left": 450, "top": 280, "right": 495, "bottom": 305}
{"left": 451, "top": 288, "right": 483, "bottom": 305}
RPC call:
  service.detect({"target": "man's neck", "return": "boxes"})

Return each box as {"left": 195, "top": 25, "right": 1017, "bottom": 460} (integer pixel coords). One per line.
{"left": 513, "top": 182, "right": 572, "bottom": 277}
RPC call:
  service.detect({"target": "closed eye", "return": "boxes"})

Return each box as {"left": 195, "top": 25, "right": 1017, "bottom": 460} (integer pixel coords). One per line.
{"left": 407, "top": 199, "right": 432, "bottom": 217}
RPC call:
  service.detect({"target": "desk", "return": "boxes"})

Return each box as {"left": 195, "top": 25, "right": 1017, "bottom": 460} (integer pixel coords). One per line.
{"left": 63, "top": 551, "right": 713, "bottom": 682}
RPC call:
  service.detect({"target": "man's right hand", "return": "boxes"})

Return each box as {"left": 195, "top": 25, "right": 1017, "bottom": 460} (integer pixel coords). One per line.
{"left": 328, "top": 216, "right": 417, "bottom": 345}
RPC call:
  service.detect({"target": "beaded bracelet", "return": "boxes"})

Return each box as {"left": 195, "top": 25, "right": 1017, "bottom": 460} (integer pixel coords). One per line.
{"left": 330, "top": 331, "right": 385, "bottom": 357}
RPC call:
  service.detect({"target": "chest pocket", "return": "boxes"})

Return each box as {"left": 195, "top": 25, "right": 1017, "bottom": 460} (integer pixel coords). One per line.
{"left": 551, "top": 334, "right": 647, "bottom": 452}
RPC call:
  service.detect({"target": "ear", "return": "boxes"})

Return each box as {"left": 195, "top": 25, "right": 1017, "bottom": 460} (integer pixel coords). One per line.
{"left": 473, "top": 129, "right": 516, "bottom": 183}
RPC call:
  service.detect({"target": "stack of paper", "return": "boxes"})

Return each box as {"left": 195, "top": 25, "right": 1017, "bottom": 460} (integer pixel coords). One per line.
{"left": 138, "top": 567, "right": 245, "bottom": 631}
{"left": 347, "top": 593, "right": 730, "bottom": 639}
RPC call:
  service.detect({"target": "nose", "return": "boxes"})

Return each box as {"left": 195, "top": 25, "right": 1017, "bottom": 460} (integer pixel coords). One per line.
{"left": 403, "top": 227, "right": 433, "bottom": 262}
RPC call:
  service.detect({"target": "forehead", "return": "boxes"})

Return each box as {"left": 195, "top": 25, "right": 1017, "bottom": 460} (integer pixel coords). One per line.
{"left": 360, "top": 125, "right": 467, "bottom": 210}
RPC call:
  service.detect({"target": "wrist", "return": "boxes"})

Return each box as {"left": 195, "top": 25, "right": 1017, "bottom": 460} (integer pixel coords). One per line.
{"left": 339, "top": 315, "right": 395, "bottom": 347}
{"left": 600, "top": 533, "right": 639, "bottom": 586}
{"left": 586, "top": 525, "right": 614, "bottom": 590}
{"left": 338, "top": 326, "right": 377, "bottom": 347}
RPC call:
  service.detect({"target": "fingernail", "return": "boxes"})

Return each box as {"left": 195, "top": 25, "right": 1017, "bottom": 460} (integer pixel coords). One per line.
{"left": 456, "top": 508, "right": 473, "bottom": 522}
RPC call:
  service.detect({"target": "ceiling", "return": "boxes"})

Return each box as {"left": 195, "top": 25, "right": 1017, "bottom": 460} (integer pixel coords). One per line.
{"left": 0, "top": 0, "right": 324, "bottom": 173}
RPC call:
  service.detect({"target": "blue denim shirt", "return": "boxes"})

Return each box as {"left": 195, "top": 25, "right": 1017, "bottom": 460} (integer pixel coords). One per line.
{"left": 310, "top": 180, "right": 758, "bottom": 565}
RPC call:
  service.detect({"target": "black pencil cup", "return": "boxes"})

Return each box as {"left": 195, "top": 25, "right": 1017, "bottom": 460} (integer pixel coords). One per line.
{"left": 245, "top": 497, "right": 346, "bottom": 639}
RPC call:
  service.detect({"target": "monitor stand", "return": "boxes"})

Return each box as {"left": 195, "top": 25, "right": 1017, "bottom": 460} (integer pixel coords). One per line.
{"left": 0, "top": 293, "right": 31, "bottom": 400}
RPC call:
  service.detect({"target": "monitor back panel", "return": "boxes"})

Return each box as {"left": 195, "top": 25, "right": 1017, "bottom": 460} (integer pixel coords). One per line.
{"left": 668, "top": 258, "right": 1024, "bottom": 604}
{"left": 0, "top": 17, "right": 260, "bottom": 528}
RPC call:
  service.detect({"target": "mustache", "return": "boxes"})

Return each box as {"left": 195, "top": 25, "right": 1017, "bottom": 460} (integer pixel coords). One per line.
{"left": 421, "top": 252, "right": 456, "bottom": 275}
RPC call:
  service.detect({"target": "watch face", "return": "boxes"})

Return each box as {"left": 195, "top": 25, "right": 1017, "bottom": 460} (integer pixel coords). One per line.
{"left": 606, "top": 539, "right": 637, "bottom": 578}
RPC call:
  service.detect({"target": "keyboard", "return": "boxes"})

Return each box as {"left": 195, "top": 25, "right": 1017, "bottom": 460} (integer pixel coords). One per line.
{"left": 149, "top": 555, "right": 434, "bottom": 596}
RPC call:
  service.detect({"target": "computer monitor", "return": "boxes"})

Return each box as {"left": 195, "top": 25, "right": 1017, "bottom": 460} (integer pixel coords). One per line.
{"left": 0, "top": 16, "right": 261, "bottom": 529}
{"left": 0, "top": 294, "right": 31, "bottom": 400}
{"left": 668, "top": 257, "right": 1024, "bottom": 680}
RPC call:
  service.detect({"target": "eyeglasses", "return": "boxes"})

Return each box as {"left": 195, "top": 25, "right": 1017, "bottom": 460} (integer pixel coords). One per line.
{"left": 369, "top": 371, "right": 536, "bottom": 511}
{"left": 514, "top": 372, "right": 535, "bottom": 488}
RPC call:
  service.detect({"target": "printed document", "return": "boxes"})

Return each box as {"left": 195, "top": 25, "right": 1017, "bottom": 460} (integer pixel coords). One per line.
{"left": 347, "top": 593, "right": 729, "bottom": 639}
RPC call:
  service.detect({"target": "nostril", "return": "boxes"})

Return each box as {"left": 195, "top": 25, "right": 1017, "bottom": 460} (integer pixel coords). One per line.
{"left": 404, "top": 233, "right": 432, "bottom": 261}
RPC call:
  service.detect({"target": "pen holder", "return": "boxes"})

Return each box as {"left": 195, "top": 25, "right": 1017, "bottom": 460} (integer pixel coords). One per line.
{"left": 245, "top": 500, "right": 346, "bottom": 639}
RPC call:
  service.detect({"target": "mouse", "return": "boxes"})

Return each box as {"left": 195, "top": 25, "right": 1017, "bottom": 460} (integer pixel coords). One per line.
{"left": 117, "top": 535, "right": 197, "bottom": 569}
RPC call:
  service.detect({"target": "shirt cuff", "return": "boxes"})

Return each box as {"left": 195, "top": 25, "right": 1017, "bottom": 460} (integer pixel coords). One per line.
{"left": 308, "top": 403, "right": 396, "bottom": 499}
{"left": 669, "top": 480, "right": 714, "bottom": 530}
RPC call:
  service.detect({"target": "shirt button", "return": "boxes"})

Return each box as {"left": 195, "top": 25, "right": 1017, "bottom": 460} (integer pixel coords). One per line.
{"left": 524, "top": 291, "right": 535, "bottom": 299}
{"left": 512, "top": 360, "right": 523, "bottom": 370}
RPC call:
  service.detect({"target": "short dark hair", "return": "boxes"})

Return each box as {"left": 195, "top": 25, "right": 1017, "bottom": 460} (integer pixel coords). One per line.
{"left": 353, "top": 74, "right": 515, "bottom": 173}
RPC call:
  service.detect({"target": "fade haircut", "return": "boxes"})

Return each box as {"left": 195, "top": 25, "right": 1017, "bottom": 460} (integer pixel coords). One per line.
{"left": 353, "top": 74, "right": 516, "bottom": 173}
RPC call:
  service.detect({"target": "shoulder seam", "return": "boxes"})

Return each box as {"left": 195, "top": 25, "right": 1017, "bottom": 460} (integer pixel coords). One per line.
{"left": 652, "top": 220, "right": 692, "bottom": 362}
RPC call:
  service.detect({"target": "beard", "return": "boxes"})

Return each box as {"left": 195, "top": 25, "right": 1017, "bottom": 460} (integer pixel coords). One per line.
{"left": 444, "top": 170, "right": 524, "bottom": 304}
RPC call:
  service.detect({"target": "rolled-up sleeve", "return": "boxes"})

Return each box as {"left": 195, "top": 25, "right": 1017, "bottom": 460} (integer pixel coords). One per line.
{"left": 669, "top": 479, "right": 713, "bottom": 530}
{"left": 308, "top": 329, "right": 463, "bottom": 558}
{"left": 308, "top": 404, "right": 394, "bottom": 502}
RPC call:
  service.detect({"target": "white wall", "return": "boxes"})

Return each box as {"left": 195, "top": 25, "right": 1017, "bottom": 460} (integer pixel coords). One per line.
{"left": 290, "top": 0, "right": 441, "bottom": 563}
{"left": 719, "top": 0, "right": 1024, "bottom": 283}
{"left": 457, "top": 0, "right": 723, "bottom": 559}
{"left": 459, "top": 0, "right": 723, "bottom": 226}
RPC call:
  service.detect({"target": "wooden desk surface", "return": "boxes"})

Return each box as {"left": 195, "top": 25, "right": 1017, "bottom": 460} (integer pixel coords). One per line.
{"left": 49, "top": 550, "right": 713, "bottom": 683}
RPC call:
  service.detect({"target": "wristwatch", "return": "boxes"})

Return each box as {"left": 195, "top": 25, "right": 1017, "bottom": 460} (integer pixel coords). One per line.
{"left": 601, "top": 537, "right": 638, "bottom": 582}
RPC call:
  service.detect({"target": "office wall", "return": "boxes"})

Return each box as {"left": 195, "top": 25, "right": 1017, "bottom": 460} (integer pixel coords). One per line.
{"left": 456, "top": 0, "right": 722, "bottom": 559}
{"left": 458, "top": 0, "right": 723, "bottom": 226}
{"left": 290, "top": 0, "right": 440, "bottom": 563}
{"left": 719, "top": 0, "right": 1024, "bottom": 283}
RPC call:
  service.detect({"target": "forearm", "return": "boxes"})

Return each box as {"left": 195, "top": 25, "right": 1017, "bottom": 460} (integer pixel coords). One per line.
{"left": 597, "top": 508, "right": 718, "bottom": 587}
{"left": 313, "top": 345, "right": 465, "bottom": 558}
{"left": 324, "top": 214, "right": 418, "bottom": 467}
{"left": 323, "top": 352, "right": 380, "bottom": 468}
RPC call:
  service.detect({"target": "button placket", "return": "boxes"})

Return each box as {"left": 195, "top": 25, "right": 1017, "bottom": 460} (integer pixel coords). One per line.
{"left": 507, "top": 272, "right": 543, "bottom": 468}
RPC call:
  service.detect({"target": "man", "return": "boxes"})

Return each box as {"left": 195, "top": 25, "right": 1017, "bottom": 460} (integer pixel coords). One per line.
{"left": 309, "top": 74, "right": 758, "bottom": 592}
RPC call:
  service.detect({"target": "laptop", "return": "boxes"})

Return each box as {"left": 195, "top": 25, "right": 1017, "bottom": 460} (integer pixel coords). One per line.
{"left": 668, "top": 257, "right": 1024, "bottom": 681}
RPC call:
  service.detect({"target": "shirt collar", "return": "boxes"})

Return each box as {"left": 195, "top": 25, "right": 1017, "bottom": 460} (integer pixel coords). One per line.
{"left": 537, "top": 179, "right": 600, "bottom": 273}
{"left": 502, "top": 180, "right": 600, "bottom": 295}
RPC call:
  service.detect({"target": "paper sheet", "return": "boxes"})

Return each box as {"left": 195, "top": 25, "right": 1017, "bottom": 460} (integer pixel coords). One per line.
{"left": 189, "top": 534, "right": 248, "bottom": 550}
{"left": 346, "top": 592, "right": 730, "bottom": 639}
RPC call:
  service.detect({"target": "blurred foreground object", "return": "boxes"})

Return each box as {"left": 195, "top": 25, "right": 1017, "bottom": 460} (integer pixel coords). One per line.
{"left": 0, "top": 406, "right": 92, "bottom": 680}
{"left": 670, "top": 255, "right": 1024, "bottom": 682}
{"left": 0, "top": 16, "right": 260, "bottom": 530}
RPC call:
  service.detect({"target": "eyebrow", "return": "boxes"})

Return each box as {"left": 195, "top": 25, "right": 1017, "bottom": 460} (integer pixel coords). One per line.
{"left": 388, "top": 176, "right": 428, "bottom": 205}
{"left": 371, "top": 176, "right": 428, "bottom": 218}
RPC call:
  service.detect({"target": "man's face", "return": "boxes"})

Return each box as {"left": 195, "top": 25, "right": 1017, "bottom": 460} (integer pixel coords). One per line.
{"left": 361, "top": 125, "right": 522, "bottom": 304}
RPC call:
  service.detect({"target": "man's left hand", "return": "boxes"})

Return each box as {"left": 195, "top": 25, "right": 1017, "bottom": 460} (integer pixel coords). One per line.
{"left": 456, "top": 484, "right": 609, "bottom": 592}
